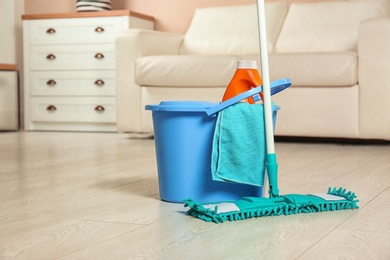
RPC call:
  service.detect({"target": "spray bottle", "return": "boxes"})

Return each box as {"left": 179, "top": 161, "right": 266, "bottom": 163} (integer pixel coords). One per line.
{"left": 222, "top": 60, "right": 263, "bottom": 103}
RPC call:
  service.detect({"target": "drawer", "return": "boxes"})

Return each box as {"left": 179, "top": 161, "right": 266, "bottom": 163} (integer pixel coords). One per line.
{"left": 30, "top": 97, "right": 116, "bottom": 123}
{"left": 27, "top": 16, "right": 126, "bottom": 45}
{"left": 29, "top": 44, "right": 115, "bottom": 70}
{"left": 30, "top": 71, "right": 115, "bottom": 96}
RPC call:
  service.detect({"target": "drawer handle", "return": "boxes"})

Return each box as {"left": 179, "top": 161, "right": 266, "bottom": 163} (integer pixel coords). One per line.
{"left": 47, "top": 105, "right": 57, "bottom": 111}
{"left": 46, "top": 28, "right": 56, "bottom": 34}
{"left": 46, "top": 54, "right": 56, "bottom": 60}
{"left": 94, "top": 53, "right": 104, "bottom": 59}
{"left": 95, "top": 27, "right": 105, "bottom": 33}
{"left": 95, "top": 105, "right": 105, "bottom": 112}
{"left": 95, "top": 79, "right": 105, "bottom": 86}
{"left": 47, "top": 79, "right": 57, "bottom": 86}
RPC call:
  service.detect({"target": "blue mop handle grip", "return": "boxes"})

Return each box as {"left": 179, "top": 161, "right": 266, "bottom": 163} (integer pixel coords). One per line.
{"left": 267, "top": 153, "right": 280, "bottom": 197}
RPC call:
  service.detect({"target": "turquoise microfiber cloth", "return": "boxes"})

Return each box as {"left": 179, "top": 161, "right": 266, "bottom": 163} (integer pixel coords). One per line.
{"left": 211, "top": 102, "right": 266, "bottom": 187}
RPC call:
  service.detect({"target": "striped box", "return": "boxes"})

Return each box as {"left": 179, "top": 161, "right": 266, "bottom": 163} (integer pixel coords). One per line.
{"left": 76, "top": 0, "right": 111, "bottom": 12}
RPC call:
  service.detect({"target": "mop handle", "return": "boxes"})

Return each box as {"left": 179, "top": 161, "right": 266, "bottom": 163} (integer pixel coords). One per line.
{"left": 256, "top": 0, "right": 274, "bottom": 154}
{"left": 257, "top": 0, "right": 280, "bottom": 197}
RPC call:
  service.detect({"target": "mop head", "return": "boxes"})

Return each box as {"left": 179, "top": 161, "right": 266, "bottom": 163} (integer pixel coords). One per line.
{"left": 184, "top": 187, "right": 359, "bottom": 223}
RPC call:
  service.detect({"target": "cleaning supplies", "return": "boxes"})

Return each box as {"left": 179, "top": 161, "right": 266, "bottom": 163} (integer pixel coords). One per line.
{"left": 183, "top": 0, "right": 359, "bottom": 223}
{"left": 211, "top": 70, "right": 289, "bottom": 187}
{"left": 185, "top": 187, "right": 359, "bottom": 223}
{"left": 145, "top": 78, "right": 290, "bottom": 203}
{"left": 222, "top": 60, "right": 263, "bottom": 104}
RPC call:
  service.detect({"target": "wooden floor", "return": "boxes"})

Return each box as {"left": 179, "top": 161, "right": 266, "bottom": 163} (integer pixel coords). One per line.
{"left": 0, "top": 131, "right": 389, "bottom": 259}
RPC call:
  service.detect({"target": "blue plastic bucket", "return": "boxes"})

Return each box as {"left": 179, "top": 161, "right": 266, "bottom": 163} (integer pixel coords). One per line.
{"left": 145, "top": 79, "right": 291, "bottom": 203}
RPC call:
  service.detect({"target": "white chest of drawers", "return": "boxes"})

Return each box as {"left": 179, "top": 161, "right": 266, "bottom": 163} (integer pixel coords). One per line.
{"left": 22, "top": 11, "right": 154, "bottom": 132}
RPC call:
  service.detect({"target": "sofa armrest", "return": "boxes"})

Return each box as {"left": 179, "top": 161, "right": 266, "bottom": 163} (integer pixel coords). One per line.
{"left": 358, "top": 17, "right": 390, "bottom": 139}
{"left": 115, "top": 29, "right": 184, "bottom": 132}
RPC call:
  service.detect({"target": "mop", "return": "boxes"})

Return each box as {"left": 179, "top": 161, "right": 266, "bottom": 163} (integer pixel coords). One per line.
{"left": 183, "top": 0, "right": 359, "bottom": 223}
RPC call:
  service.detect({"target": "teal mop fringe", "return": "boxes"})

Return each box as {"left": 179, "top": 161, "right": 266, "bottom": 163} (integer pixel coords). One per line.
{"left": 184, "top": 187, "right": 359, "bottom": 223}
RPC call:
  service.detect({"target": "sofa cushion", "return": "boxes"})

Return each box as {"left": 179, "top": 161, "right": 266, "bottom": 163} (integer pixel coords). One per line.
{"left": 136, "top": 55, "right": 237, "bottom": 87}
{"left": 180, "top": 3, "right": 288, "bottom": 55}
{"left": 275, "top": 1, "right": 388, "bottom": 53}
{"left": 353, "top": 0, "right": 390, "bottom": 14}
{"left": 241, "top": 52, "right": 358, "bottom": 87}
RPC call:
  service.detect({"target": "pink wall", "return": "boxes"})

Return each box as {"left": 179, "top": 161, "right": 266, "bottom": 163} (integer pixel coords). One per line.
{"left": 24, "top": 0, "right": 340, "bottom": 33}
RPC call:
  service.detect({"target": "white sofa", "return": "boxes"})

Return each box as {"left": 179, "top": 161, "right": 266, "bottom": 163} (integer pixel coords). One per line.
{"left": 115, "top": 0, "right": 390, "bottom": 140}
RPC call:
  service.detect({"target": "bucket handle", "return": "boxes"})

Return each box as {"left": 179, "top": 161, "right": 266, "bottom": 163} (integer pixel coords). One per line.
{"left": 206, "top": 78, "right": 291, "bottom": 116}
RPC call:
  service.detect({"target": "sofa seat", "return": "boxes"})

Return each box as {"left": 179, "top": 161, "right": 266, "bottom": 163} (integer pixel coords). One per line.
{"left": 136, "top": 51, "right": 359, "bottom": 136}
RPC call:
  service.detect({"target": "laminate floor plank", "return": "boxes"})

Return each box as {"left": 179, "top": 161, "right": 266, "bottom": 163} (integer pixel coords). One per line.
{"left": 0, "top": 172, "right": 159, "bottom": 216}
{"left": 277, "top": 145, "right": 390, "bottom": 195}
{"left": 60, "top": 206, "right": 359, "bottom": 260}
{"left": 338, "top": 187, "right": 390, "bottom": 233}
{"left": 0, "top": 191, "right": 147, "bottom": 239}
{"left": 274, "top": 142, "right": 355, "bottom": 175}
{"left": 78, "top": 195, "right": 184, "bottom": 225}
{"left": 309, "top": 152, "right": 390, "bottom": 205}
{"left": 0, "top": 132, "right": 155, "bottom": 175}
{"left": 297, "top": 230, "right": 390, "bottom": 260}
{"left": 0, "top": 220, "right": 142, "bottom": 260}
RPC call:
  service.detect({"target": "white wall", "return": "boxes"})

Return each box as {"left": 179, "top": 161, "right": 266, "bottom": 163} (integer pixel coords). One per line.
{"left": 23, "top": 0, "right": 344, "bottom": 34}
{"left": 0, "top": 0, "right": 17, "bottom": 63}
{"left": 0, "top": 0, "right": 24, "bottom": 64}
{"left": 0, "top": 0, "right": 25, "bottom": 126}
